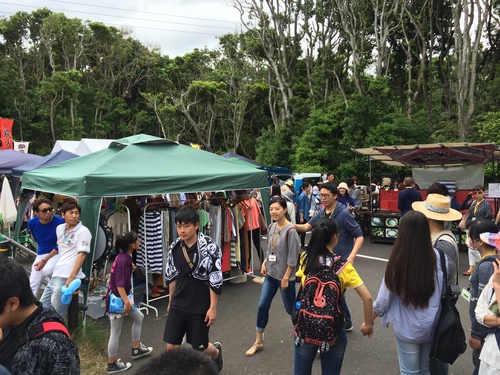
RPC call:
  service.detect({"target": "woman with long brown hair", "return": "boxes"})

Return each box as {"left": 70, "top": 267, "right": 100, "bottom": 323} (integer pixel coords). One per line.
{"left": 368, "top": 211, "right": 444, "bottom": 374}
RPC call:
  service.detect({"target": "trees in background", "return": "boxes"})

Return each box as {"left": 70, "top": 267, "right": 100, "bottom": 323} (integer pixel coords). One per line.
{"left": 0, "top": 2, "right": 499, "bottom": 180}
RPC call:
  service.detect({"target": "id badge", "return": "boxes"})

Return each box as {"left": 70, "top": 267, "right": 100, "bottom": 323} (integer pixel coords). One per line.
{"left": 269, "top": 254, "right": 277, "bottom": 262}
{"left": 461, "top": 288, "right": 471, "bottom": 303}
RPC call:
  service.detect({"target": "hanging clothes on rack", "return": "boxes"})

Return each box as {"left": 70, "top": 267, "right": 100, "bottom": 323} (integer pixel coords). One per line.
{"left": 137, "top": 211, "right": 163, "bottom": 273}
{"left": 209, "top": 204, "right": 223, "bottom": 248}
{"left": 220, "top": 206, "right": 233, "bottom": 273}
{"left": 230, "top": 205, "right": 245, "bottom": 270}
{"left": 107, "top": 211, "right": 129, "bottom": 238}
{"left": 198, "top": 209, "right": 210, "bottom": 233}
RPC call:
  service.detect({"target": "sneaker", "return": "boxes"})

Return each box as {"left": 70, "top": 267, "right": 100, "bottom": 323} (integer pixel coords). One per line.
{"left": 213, "top": 341, "right": 223, "bottom": 372}
{"left": 131, "top": 343, "right": 153, "bottom": 359}
{"left": 107, "top": 359, "right": 131, "bottom": 373}
{"left": 345, "top": 325, "right": 354, "bottom": 332}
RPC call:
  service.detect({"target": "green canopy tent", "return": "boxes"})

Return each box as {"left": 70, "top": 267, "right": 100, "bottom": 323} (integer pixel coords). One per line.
{"left": 18, "top": 134, "right": 269, "bottom": 299}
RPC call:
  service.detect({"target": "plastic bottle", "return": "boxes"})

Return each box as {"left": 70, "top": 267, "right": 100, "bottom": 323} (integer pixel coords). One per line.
{"left": 293, "top": 301, "right": 301, "bottom": 323}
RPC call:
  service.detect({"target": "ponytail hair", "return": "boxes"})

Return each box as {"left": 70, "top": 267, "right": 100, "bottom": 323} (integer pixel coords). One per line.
{"left": 304, "top": 219, "right": 340, "bottom": 275}
{"left": 115, "top": 231, "right": 138, "bottom": 254}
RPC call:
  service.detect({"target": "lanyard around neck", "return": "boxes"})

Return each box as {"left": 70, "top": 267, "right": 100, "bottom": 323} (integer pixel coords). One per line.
{"left": 270, "top": 222, "right": 287, "bottom": 253}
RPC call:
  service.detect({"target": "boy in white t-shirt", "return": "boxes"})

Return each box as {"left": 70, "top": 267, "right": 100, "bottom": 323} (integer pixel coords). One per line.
{"left": 40, "top": 201, "right": 91, "bottom": 319}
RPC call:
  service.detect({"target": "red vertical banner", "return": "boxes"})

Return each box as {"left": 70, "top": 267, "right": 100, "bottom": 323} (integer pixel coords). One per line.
{"left": 0, "top": 118, "right": 14, "bottom": 150}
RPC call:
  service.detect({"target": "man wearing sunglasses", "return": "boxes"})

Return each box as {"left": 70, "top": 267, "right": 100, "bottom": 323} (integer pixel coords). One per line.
{"left": 461, "top": 185, "right": 494, "bottom": 276}
{"left": 27, "top": 198, "right": 65, "bottom": 297}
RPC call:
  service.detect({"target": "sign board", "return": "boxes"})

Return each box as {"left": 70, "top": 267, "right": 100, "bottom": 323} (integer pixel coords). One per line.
{"left": 437, "top": 180, "right": 457, "bottom": 195}
{"left": 488, "top": 183, "right": 500, "bottom": 198}
{"left": 14, "top": 141, "right": 29, "bottom": 153}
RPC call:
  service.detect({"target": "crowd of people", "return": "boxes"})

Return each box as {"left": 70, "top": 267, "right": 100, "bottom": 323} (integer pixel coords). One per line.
{"left": 262, "top": 174, "right": 500, "bottom": 374}
{"left": 2, "top": 173, "right": 500, "bottom": 374}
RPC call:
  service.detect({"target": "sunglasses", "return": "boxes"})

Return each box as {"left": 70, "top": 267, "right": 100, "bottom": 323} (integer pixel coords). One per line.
{"left": 473, "top": 191, "right": 483, "bottom": 194}
{"left": 40, "top": 208, "right": 54, "bottom": 213}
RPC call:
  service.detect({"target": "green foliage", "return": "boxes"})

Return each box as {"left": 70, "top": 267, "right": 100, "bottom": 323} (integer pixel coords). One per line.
{"left": 477, "top": 112, "right": 500, "bottom": 143}
{"left": 293, "top": 101, "right": 345, "bottom": 172}
{"left": 0, "top": 4, "right": 499, "bottom": 183}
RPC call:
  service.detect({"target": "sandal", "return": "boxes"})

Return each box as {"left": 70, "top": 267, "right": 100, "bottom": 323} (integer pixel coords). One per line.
{"left": 149, "top": 290, "right": 161, "bottom": 298}
{"left": 463, "top": 270, "right": 471, "bottom": 276}
{"left": 152, "top": 287, "right": 167, "bottom": 296}
{"left": 245, "top": 342, "right": 263, "bottom": 357}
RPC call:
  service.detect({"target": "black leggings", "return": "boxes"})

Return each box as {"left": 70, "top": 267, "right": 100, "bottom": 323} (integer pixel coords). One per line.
{"left": 240, "top": 228, "right": 263, "bottom": 272}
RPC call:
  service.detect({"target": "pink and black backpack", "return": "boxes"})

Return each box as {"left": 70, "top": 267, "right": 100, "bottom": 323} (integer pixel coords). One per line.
{"left": 294, "top": 255, "right": 347, "bottom": 353}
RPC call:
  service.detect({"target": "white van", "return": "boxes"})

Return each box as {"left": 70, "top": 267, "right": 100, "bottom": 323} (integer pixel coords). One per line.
{"left": 293, "top": 173, "right": 325, "bottom": 193}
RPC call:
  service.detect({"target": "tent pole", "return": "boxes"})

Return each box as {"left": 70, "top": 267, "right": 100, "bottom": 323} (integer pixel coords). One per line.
{"left": 369, "top": 157, "right": 372, "bottom": 212}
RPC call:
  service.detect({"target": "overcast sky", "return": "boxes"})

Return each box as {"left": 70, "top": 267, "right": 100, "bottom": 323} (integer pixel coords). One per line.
{"left": 0, "top": 0, "right": 243, "bottom": 57}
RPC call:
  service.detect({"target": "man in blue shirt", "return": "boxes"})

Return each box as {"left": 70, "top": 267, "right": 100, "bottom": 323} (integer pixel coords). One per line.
{"left": 27, "top": 198, "right": 65, "bottom": 297}
{"left": 296, "top": 182, "right": 311, "bottom": 248}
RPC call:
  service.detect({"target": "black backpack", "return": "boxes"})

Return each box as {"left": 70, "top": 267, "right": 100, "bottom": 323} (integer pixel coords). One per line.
{"left": 294, "top": 255, "right": 347, "bottom": 353}
{"left": 0, "top": 321, "right": 70, "bottom": 367}
{"left": 429, "top": 248, "right": 467, "bottom": 373}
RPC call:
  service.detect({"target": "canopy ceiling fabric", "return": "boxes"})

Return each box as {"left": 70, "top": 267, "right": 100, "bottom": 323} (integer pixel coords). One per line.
{"left": 353, "top": 143, "right": 496, "bottom": 167}
{"left": 11, "top": 150, "right": 79, "bottom": 177}
{"left": 22, "top": 134, "right": 269, "bottom": 197}
{"left": 0, "top": 150, "right": 43, "bottom": 174}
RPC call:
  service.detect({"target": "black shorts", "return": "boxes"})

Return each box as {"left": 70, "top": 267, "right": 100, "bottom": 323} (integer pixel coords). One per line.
{"left": 163, "top": 307, "right": 210, "bottom": 350}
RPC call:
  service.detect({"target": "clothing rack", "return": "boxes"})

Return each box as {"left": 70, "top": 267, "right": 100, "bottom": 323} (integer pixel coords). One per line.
{"left": 137, "top": 195, "right": 264, "bottom": 316}
{"left": 137, "top": 202, "right": 171, "bottom": 317}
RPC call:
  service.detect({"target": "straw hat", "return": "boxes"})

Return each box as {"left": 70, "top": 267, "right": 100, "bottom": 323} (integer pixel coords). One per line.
{"left": 337, "top": 182, "right": 348, "bottom": 190}
{"left": 412, "top": 194, "right": 462, "bottom": 221}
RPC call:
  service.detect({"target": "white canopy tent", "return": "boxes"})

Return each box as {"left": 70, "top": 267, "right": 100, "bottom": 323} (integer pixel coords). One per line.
{"left": 51, "top": 140, "right": 79, "bottom": 154}
{"left": 51, "top": 139, "right": 115, "bottom": 156}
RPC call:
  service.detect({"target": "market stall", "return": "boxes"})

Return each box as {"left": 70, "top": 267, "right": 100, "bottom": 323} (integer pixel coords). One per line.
{"left": 354, "top": 143, "right": 497, "bottom": 244}
{"left": 18, "top": 134, "right": 269, "bottom": 314}
{"left": 0, "top": 150, "right": 42, "bottom": 174}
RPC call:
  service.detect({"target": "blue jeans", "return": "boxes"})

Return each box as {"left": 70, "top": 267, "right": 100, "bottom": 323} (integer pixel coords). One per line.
{"left": 293, "top": 330, "right": 348, "bottom": 375}
{"left": 396, "top": 336, "right": 433, "bottom": 375}
{"left": 40, "top": 277, "right": 69, "bottom": 320}
{"left": 256, "top": 275, "right": 296, "bottom": 331}
{"left": 341, "top": 294, "right": 352, "bottom": 328}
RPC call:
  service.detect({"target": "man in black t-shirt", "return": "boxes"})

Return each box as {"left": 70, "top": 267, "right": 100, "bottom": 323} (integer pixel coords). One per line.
{"left": 163, "top": 207, "right": 224, "bottom": 372}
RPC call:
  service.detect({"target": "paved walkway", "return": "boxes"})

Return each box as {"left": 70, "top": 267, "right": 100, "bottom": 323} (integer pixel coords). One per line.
{"left": 88, "top": 236, "right": 474, "bottom": 375}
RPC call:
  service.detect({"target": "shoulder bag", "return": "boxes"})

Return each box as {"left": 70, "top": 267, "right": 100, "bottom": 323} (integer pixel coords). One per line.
{"left": 429, "top": 248, "right": 467, "bottom": 374}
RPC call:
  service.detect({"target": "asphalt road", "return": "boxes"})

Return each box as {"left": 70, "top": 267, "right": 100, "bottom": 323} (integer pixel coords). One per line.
{"left": 91, "top": 235, "right": 475, "bottom": 375}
